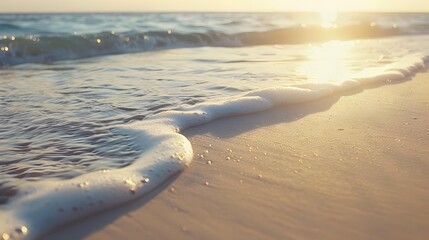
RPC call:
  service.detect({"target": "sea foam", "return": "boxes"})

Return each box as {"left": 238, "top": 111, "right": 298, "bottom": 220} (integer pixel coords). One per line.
{"left": 0, "top": 54, "right": 427, "bottom": 240}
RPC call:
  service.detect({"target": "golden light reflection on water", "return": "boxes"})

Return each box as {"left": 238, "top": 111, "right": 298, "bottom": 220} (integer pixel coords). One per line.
{"left": 320, "top": 11, "right": 338, "bottom": 28}
{"left": 297, "top": 40, "right": 355, "bottom": 84}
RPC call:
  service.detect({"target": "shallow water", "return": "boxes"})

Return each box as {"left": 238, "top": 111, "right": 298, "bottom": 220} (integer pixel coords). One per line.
{"left": 0, "top": 12, "right": 429, "bottom": 239}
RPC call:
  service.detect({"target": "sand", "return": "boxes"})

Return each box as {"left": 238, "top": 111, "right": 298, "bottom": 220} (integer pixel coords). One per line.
{"left": 45, "top": 72, "right": 429, "bottom": 240}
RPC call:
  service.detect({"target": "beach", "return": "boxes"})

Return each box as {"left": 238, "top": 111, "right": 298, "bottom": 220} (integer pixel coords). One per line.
{"left": 1, "top": 12, "right": 429, "bottom": 240}
{"left": 44, "top": 71, "right": 429, "bottom": 240}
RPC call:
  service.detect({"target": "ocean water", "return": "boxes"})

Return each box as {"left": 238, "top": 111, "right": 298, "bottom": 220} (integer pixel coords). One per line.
{"left": 1, "top": 12, "right": 429, "bottom": 239}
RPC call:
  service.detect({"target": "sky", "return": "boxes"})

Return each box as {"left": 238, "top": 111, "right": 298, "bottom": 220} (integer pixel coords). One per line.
{"left": 1, "top": 0, "right": 429, "bottom": 13}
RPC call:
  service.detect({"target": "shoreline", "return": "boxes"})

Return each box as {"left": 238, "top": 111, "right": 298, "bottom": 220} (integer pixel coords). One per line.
{"left": 45, "top": 72, "right": 429, "bottom": 240}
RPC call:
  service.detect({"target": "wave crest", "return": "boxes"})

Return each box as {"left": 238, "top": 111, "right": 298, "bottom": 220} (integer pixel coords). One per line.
{"left": 0, "top": 24, "right": 403, "bottom": 66}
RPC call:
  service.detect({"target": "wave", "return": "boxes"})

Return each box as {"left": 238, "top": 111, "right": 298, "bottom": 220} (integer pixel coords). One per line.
{"left": 0, "top": 24, "right": 409, "bottom": 67}
{"left": 0, "top": 23, "right": 21, "bottom": 31}
{"left": 1, "top": 54, "right": 427, "bottom": 239}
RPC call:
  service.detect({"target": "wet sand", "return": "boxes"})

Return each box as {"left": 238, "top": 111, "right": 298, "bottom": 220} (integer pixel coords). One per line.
{"left": 45, "top": 72, "right": 429, "bottom": 240}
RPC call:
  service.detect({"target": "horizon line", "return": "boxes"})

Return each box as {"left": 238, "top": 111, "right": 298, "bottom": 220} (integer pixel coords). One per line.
{"left": 0, "top": 10, "right": 428, "bottom": 14}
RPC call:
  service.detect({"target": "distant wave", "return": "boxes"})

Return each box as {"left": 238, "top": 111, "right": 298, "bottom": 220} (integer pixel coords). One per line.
{"left": 0, "top": 23, "right": 21, "bottom": 31}
{"left": 0, "top": 24, "right": 413, "bottom": 66}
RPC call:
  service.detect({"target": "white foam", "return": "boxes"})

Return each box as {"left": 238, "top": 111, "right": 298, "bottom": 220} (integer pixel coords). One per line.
{"left": 0, "top": 54, "right": 427, "bottom": 239}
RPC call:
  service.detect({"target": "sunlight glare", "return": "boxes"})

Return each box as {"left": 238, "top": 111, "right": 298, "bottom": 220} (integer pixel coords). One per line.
{"left": 320, "top": 11, "right": 338, "bottom": 28}
{"left": 297, "top": 40, "right": 355, "bottom": 84}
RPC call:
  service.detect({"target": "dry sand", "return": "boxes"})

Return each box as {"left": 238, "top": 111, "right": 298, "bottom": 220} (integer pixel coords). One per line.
{"left": 45, "top": 72, "right": 429, "bottom": 240}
